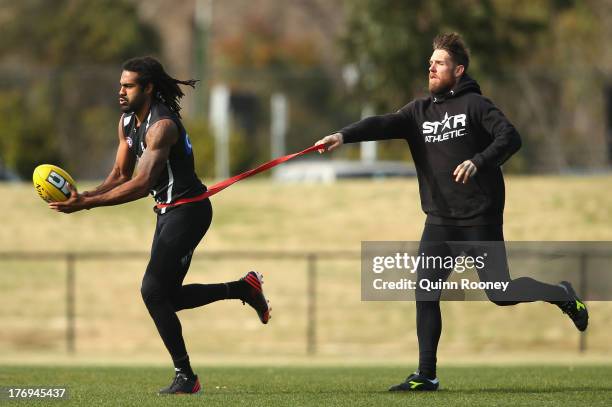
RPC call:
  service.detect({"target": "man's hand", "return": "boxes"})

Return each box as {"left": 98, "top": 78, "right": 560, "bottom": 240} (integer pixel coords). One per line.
{"left": 453, "top": 160, "right": 477, "bottom": 184}
{"left": 315, "top": 132, "right": 343, "bottom": 153}
{"left": 48, "top": 183, "right": 88, "bottom": 213}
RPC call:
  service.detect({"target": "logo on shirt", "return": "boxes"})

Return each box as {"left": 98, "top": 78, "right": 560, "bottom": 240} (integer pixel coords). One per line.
{"left": 185, "top": 133, "right": 193, "bottom": 155}
{"left": 422, "top": 112, "right": 467, "bottom": 143}
{"left": 126, "top": 137, "right": 133, "bottom": 148}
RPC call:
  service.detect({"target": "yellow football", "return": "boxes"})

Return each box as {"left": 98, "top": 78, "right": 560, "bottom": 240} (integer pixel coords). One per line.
{"left": 32, "top": 164, "right": 77, "bottom": 203}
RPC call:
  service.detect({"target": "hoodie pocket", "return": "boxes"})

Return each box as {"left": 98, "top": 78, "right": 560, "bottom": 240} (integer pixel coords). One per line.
{"left": 431, "top": 171, "right": 491, "bottom": 219}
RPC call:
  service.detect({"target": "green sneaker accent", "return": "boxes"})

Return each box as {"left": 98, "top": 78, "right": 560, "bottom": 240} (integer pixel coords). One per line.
{"left": 409, "top": 381, "right": 423, "bottom": 389}
{"left": 576, "top": 300, "right": 586, "bottom": 311}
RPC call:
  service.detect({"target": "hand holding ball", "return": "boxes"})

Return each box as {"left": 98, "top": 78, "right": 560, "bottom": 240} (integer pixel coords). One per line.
{"left": 33, "top": 164, "right": 77, "bottom": 203}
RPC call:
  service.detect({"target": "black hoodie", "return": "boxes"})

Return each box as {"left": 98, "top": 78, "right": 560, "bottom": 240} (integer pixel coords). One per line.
{"left": 340, "top": 74, "right": 521, "bottom": 226}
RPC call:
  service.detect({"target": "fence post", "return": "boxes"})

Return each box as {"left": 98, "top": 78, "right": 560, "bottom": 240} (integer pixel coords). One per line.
{"left": 578, "top": 252, "right": 587, "bottom": 353}
{"left": 306, "top": 253, "right": 317, "bottom": 356}
{"left": 66, "top": 253, "right": 75, "bottom": 354}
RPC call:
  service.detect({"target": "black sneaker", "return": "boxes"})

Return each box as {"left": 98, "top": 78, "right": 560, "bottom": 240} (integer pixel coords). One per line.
{"left": 388, "top": 372, "right": 439, "bottom": 391}
{"left": 241, "top": 271, "right": 271, "bottom": 324}
{"left": 557, "top": 281, "right": 588, "bottom": 332}
{"left": 158, "top": 373, "right": 201, "bottom": 395}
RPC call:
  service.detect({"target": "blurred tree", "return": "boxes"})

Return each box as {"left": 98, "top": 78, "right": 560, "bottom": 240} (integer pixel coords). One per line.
{"left": 214, "top": 16, "right": 349, "bottom": 165}
{"left": 339, "top": 0, "right": 548, "bottom": 164}
{"left": 341, "top": 0, "right": 545, "bottom": 108}
{"left": 0, "top": 0, "right": 158, "bottom": 64}
{"left": 183, "top": 118, "right": 250, "bottom": 181}
{"left": 500, "top": 0, "right": 610, "bottom": 171}
{"left": 0, "top": 90, "right": 61, "bottom": 177}
{"left": 341, "top": 0, "right": 610, "bottom": 171}
{"left": 0, "top": 0, "right": 159, "bottom": 179}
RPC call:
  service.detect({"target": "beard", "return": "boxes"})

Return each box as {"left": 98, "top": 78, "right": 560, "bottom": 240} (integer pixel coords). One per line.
{"left": 120, "top": 92, "right": 147, "bottom": 113}
{"left": 428, "top": 75, "right": 457, "bottom": 94}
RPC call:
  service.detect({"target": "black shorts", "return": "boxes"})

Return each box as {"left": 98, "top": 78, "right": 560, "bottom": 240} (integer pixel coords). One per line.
{"left": 415, "top": 223, "right": 509, "bottom": 301}
{"left": 144, "top": 199, "right": 213, "bottom": 298}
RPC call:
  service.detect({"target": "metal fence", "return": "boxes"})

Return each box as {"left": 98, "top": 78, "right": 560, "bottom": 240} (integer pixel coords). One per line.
{"left": 0, "top": 248, "right": 607, "bottom": 356}
{"left": 0, "top": 250, "right": 356, "bottom": 356}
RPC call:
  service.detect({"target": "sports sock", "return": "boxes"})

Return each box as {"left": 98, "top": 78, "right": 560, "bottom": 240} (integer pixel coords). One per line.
{"left": 416, "top": 301, "right": 441, "bottom": 381}
{"left": 551, "top": 283, "right": 571, "bottom": 306}
{"left": 419, "top": 368, "right": 436, "bottom": 380}
{"left": 173, "top": 355, "right": 195, "bottom": 379}
{"left": 174, "top": 280, "right": 249, "bottom": 310}
{"left": 226, "top": 280, "right": 249, "bottom": 299}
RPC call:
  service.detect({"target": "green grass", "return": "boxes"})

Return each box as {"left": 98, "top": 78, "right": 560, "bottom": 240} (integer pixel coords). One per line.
{"left": 2, "top": 365, "right": 611, "bottom": 406}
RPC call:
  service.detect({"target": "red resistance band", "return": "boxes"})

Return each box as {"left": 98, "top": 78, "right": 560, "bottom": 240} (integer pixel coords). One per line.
{"left": 156, "top": 143, "right": 326, "bottom": 210}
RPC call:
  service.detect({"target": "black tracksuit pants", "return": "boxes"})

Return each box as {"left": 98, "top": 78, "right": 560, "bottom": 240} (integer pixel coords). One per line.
{"left": 140, "top": 199, "right": 238, "bottom": 362}
{"left": 416, "top": 223, "right": 567, "bottom": 379}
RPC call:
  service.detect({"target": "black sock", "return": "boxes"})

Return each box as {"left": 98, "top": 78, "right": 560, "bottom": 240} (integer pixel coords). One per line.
{"left": 416, "top": 301, "right": 441, "bottom": 381}
{"left": 419, "top": 367, "right": 436, "bottom": 380}
{"left": 173, "top": 355, "right": 195, "bottom": 379}
{"left": 174, "top": 280, "right": 250, "bottom": 311}
{"left": 550, "top": 284, "right": 570, "bottom": 306}
{"left": 226, "top": 280, "right": 249, "bottom": 300}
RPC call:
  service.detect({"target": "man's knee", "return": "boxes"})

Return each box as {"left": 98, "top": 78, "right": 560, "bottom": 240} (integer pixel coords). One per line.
{"left": 141, "top": 274, "right": 182, "bottom": 310}
{"left": 141, "top": 275, "right": 164, "bottom": 306}
{"left": 485, "top": 289, "right": 517, "bottom": 306}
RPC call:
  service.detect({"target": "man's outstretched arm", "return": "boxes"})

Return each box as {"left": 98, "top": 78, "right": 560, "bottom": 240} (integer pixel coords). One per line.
{"left": 49, "top": 119, "right": 178, "bottom": 213}
{"left": 315, "top": 111, "right": 412, "bottom": 152}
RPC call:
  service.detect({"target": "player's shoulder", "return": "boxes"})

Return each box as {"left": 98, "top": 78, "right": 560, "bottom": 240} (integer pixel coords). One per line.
{"left": 152, "top": 103, "right": 182, "bottom": 129}
{"left": 145, "top": 116, "right": 180, "bottom": 148}
{"left": 118, "top": 112, "right": 135, "bottom": 139}
{"left": 398, "top": 96, "right": 424, "bottom": 113}
{"left": 397, "top": 95, "right": 431, "bottom": 118}
{"left": 147, "top": 117, "right": 179, "bottom": 139}
{"left": 152, "top": 101, "right": 178, "bottom": 121}
{"left": 414, "top": 95, "right": 434, "bottom": 109}
{"left": 121, "top": 112, "right": 135, "bottom": 127}
{"left": 154, "top": 117, "right": 178, "bottom": 130}
{"left": 462, "top": 91, "right": 496, "bottom": 107}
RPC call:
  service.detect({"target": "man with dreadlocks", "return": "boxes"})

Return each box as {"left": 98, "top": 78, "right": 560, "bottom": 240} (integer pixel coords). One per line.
{"left": 49, "top": 56, "right": 271, "bottom": 395}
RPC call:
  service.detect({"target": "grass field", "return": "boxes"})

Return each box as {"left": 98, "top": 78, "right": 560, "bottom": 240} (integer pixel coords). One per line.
{"left": 2, "top": 365, "right": 612, "bottom": 406}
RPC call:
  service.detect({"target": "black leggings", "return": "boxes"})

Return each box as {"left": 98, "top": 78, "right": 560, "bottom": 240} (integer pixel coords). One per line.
{"left": 140, "top": 199, "right": 233, "bottom": 361}
{"left": 415, "top": 223, "right": 566, "bottom": 378}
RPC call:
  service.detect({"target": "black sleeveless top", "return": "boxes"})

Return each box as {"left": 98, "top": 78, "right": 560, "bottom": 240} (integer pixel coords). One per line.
{"left": 121, "top": 102, "right": 206, "bottom": 214}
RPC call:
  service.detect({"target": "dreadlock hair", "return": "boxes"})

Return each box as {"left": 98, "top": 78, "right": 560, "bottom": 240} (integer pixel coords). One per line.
{"left": 121, "top": 56, "right": 198, "bottom": 118}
